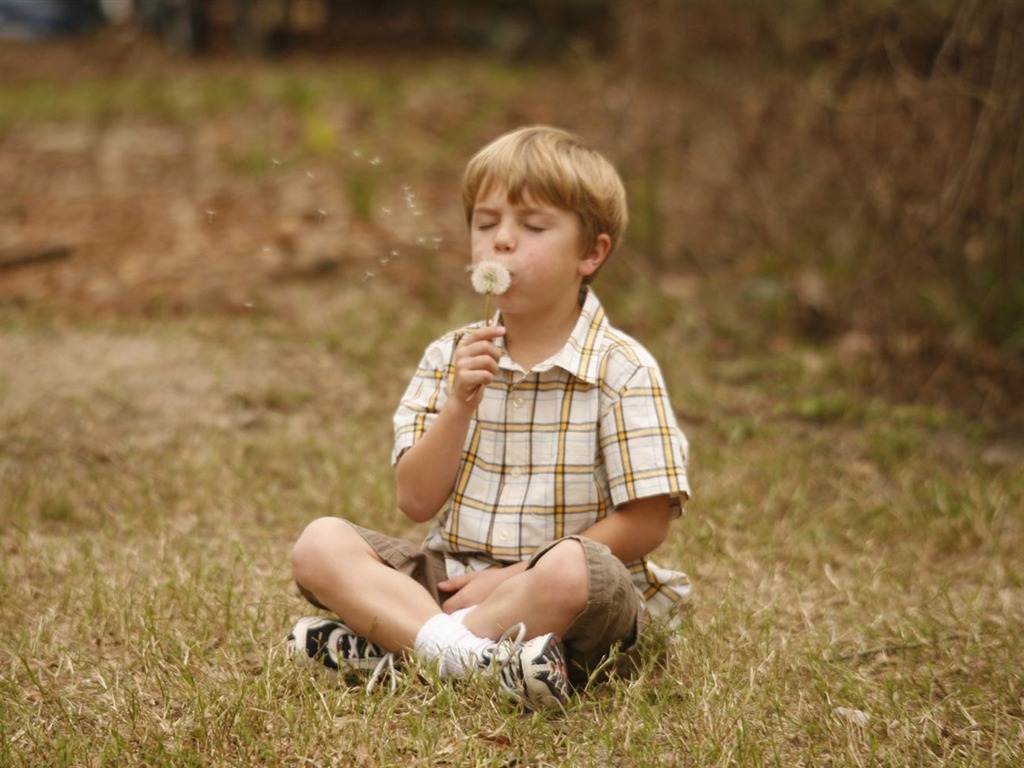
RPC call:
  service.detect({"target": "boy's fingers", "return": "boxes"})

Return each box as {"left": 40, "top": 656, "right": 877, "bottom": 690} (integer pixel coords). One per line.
{"left": 470, "top": 324, "right": 505, "bottom": 339}
{"left": 459, "top": 369, "right": 494, "bottom": 390}
{"left": 455, "top": 350, "right": 500, "bottom": 380}
{"left": 460, "top": 336, "right": 502, "bottom": 356}
{"left": 461, "top": 326, "right": 505, "bottom": 349}
{"left": 439, "top": 574, "right": 466, "bottom": 590}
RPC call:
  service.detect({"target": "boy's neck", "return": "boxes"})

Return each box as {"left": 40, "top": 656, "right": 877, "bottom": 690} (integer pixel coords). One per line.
{"left": 501, "top": 294, "right": 584, "bottom": 372}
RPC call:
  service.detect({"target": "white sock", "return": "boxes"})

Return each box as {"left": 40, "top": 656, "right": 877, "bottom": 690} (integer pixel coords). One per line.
{"left": 449, "top": 606, "right": 477, "bottom": 625}
{"left": 413, "top": 612, "right": 492, "bottom": 677}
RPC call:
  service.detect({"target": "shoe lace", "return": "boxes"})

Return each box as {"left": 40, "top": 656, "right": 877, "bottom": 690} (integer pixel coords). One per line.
{"left": 496, "top": 622, "right": 527, "bottom": 655}
{"left": 486, "top": 622, "right": 528, "bottom": 688}
{"left": 365, "top": 651, "right": 398, "bottom": 694}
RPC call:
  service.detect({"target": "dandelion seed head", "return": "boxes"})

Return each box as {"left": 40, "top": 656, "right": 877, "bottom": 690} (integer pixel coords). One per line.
{"left": 470, "top": 260, "right": 511, "bottom": 296}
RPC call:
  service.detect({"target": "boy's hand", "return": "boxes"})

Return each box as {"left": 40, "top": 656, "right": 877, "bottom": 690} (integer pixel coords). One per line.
{"left": 439, "top": 561, "right": 526, "bottom": 613}
{"left": 452, "top": 325, "right": 505, "bottom": 406}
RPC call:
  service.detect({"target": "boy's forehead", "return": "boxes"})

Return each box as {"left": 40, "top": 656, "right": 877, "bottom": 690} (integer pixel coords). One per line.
{"left": 474, "top": 184, "right": 561, "bottom": 212}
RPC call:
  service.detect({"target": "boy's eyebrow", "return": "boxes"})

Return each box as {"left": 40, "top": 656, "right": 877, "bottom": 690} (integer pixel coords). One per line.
{"left": 472, "top": 204, "right": 556, "bottom": 217}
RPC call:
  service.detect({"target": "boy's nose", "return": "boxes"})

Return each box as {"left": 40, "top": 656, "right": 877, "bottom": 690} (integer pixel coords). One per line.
{"left": 494, "top": 223, "right": 515, "bottom": 251}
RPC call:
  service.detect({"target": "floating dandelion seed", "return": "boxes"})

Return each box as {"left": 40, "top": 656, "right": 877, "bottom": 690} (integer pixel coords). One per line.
{"left": 369, "top": 156, "right": 382, "bottom": 166}
{"left": 470, "top": 260, "right": 511, "bottom": 325}
{"left": 402, "top": 186, "right": 422, "bottom": 216}
{"left": 205, "top": 209, "right": 216, "bottom": 223}
{"left": 316, "top": 208, "right": 327, "bottom": 223}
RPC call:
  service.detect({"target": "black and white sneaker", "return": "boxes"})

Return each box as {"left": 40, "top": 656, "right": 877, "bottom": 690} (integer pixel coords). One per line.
{"left": 483, "top": 623, "right": 570, "bottom": 710}
{"left": 287, "top": 616, "right": 392, "bottom": 678}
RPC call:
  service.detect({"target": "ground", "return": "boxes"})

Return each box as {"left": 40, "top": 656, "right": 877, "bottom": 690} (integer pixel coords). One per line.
{"left": 1, "top": 22, "right": 1022, "bottom": 768}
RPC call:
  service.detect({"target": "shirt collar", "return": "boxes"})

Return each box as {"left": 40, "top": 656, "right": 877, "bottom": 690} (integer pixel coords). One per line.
{"left": 501, "top": 289, "right": 606, "bottom": 384}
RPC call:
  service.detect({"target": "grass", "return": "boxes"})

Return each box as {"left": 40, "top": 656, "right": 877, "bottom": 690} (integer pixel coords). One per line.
{"left": 1, "top": 280, "right": 1021, "bottom": 767}
{"left": 2, "top": 33, "right": 1023, "bottom": 767}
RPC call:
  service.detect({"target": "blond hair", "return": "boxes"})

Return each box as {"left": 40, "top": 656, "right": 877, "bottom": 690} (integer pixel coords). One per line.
{"left": 462, "top": 126, "right": 628, "bottom": 275}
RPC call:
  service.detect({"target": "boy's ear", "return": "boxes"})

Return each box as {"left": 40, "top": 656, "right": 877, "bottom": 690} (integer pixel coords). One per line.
{"left": 578, "top": 234, "right": 612, "bottom": 279}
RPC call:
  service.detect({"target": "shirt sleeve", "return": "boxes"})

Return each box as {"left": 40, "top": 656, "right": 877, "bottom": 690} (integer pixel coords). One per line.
{"left": 598, "top": 360, "right": 690, "bottom": 516}
{"left": 391, "top": 333, "right": 458, "bottom": 468}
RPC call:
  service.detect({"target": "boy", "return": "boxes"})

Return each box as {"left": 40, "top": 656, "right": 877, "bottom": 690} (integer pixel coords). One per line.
{"left": 288, "top": 126, "right": 691, "bottom": 709}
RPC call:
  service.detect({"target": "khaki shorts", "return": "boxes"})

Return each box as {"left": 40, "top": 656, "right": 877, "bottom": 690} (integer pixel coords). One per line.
{"left": 314, "top": 523, "right": 647, "bottom": 687}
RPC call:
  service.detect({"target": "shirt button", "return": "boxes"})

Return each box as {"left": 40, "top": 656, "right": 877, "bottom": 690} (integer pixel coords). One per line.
{"left": 511, "top": 396, "right": 524, "bottom": 408}
{"left": 509, "top": 466, "right": 523, "bottom": 478}
{"left": 499, "top": 530, "right": 510, "bottom": 542}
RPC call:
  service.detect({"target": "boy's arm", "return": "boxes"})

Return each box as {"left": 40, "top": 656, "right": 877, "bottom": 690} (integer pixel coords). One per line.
{"left": 577, "top": 494, "right": 673, "bottom": 564}
{"left": 395, "top": 395, "right": 476, "bottom": 522}
{"left": 395, "top": 325, "right": 505, "bottom": 522}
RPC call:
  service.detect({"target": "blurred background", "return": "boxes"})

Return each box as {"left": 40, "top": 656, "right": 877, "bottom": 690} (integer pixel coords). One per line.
{"left": 1, "top": 0, "right": 1022, "bottom": 420}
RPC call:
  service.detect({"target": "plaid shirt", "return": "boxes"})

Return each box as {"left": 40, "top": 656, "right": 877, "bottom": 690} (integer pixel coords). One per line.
{"left": 392, "top": 290, "right": 691, "bottom": 614}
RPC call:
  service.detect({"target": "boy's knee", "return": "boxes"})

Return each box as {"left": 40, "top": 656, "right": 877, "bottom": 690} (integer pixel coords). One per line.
{"left": 291, "top": 517, "right": 355, "bottom": 583}
{"left": 530, "top": 538, "right": 589, "bottom": 610}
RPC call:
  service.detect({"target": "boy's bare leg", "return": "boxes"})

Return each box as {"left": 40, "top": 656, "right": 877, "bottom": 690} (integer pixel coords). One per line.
{"left": 290, "top": 517, "right": 441, "bottom": 653}
{"left": 462, "top": 539, "right": 588, "bottom": 641}
{"left": 293, "top": 521, "right": 588, "bottom": 650}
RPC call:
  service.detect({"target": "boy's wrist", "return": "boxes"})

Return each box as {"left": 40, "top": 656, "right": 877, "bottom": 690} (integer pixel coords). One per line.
{"left": 443, "top": 392, "right": 479, "bottom": 419}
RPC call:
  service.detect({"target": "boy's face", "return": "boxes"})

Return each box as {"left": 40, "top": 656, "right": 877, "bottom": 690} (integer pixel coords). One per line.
{"left": 470, "top": 186, "right": 606, "bottom": 319}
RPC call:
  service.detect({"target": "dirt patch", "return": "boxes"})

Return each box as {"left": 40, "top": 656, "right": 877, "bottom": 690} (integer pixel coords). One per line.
{"left": 0, "top": 28, "right": 474, "bottom": 318}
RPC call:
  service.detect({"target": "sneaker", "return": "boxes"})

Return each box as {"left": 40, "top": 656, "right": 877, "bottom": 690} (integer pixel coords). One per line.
{"left": 287, "top": 616, "right": 389, "bottom": 673}
{"left": 483, "top": 623, "right": 570, "bottom": 710}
